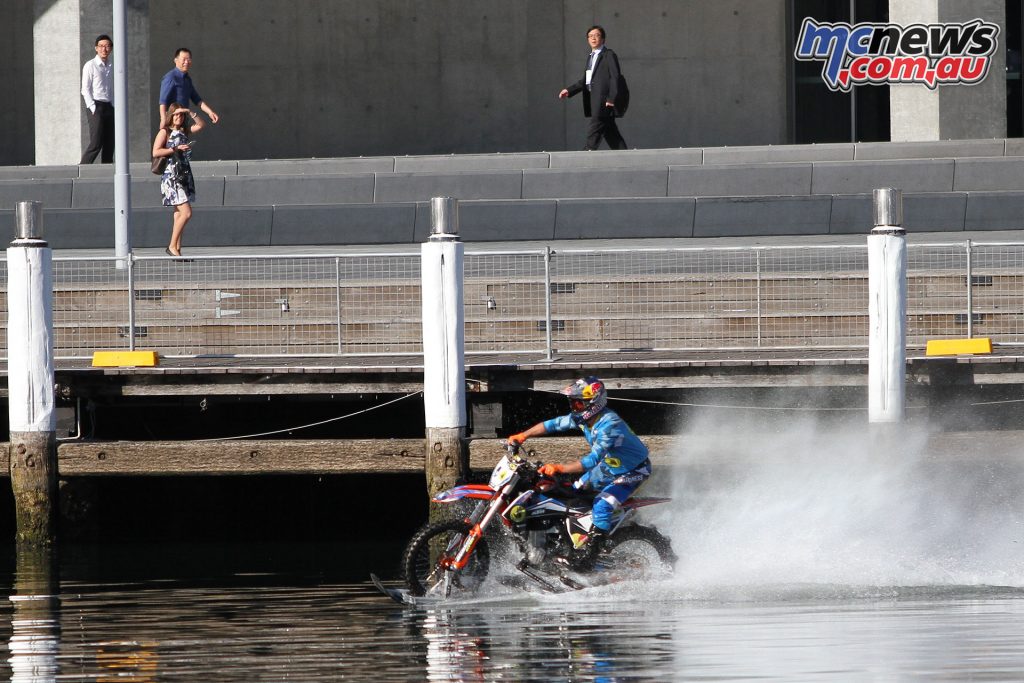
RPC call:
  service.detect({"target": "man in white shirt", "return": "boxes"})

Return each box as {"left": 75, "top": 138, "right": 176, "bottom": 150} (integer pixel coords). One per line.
{"left": 81, "top": 34, "right": 114, "bottom": 164}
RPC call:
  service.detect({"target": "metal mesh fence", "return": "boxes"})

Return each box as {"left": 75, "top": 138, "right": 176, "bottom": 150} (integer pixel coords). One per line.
{"left": 2, "top": 242, "right": 1022, "bottom": 361}
{"left": 52, "top": 257, "right": 131, "bottom": 356}
{"left": 971, "top": 243, "right": 1024, "bottom": 344}
{"left": 46, "top": 254, "right": 422, "bottom": 359}
{"left": 130, "top": 257, "right": 342, "bottom": 356}
{"left": 335, "top": 254, "right": 422, "bottom": 355}
{"left": 906, "top": 244, "right": 970, "bottom": 344}
{"left": 543, "top": 246, "right": 875, "bottom": 351}
{"left": 464, "top": 251, "right": 548, "bottom": 354}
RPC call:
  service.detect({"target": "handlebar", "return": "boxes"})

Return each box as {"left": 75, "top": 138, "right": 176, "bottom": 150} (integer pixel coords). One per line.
{"left": 502, "top": 440, "right": 585, "bottom": 499}
{"left": 505, "top": 441, "right": 563, "bottom": 483}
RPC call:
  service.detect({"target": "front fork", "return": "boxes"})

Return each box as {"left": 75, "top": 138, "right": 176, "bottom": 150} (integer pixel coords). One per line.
{"left": 466, "top": 499, "right": 490, "bottom": 526}
{"left": 448, "top": 485, "right": 511, "bottom": 571}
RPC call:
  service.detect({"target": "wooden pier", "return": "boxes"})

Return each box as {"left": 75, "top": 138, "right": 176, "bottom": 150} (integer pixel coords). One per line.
{"left": 3, "top": 427, "right": 1024, "bottom": 477}
{"left": 7, "top": 231, "right": 1024, "bottom": 544}
{"left": 0, "top": 346, "right": 1022, "bottom": 477}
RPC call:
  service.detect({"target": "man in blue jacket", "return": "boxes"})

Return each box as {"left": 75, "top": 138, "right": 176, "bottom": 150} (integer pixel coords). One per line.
{"left": 507, "top": 376, "right": 651, "bottom": 569}
{"left": 159, "top": 48, "right": 220, "bottom": 129}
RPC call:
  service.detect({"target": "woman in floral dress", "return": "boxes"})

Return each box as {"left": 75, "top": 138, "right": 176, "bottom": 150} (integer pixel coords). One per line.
{"left": 152, "top": 102, "right": 204, "bottom": 257}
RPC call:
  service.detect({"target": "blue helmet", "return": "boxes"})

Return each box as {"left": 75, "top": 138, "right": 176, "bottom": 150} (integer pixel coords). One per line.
{"left": 560, "top": 376, "right": 608, "bottom": 423}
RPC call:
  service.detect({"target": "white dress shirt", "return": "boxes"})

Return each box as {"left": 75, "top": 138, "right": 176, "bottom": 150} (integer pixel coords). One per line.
{"left": 81, "top": 55, "right": 113, "bottom": 112}
{"left": 585, "top": 47, "right": 603, "bottom": 88}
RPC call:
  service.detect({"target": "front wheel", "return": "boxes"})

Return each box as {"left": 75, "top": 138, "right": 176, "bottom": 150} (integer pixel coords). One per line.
{"left": 601, "top": 525, "right": 676, "bottom": 575}
{"left": 402, "top": 520, "right": 491, "bottom": 597}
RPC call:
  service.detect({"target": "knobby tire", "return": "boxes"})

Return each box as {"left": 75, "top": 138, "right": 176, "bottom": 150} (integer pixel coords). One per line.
{"left": 604, "top": 524, "right": 677, "bottom": 571}
{"left": 402, "top": 519, "right": 491, "bottom": 597}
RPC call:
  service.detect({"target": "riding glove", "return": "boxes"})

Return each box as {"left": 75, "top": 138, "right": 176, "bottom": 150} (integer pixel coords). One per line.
{"left": 507, "top": 432, "right": 529, "bottom": 446}
{"left": 538, "top": 463, "right": 567, "bottom": 477}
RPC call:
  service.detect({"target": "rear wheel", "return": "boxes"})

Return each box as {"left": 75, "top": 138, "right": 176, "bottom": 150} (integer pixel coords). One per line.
{"left": 402, "top": 520, "right": 491, "bottom": 597}
{"left": 600, "top": 525, "right": 676, "bottom": 574}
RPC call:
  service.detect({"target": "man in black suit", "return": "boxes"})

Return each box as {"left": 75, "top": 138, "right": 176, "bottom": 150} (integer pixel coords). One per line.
{"left": 559, "top": 25, "right": 627, "bottom": 150}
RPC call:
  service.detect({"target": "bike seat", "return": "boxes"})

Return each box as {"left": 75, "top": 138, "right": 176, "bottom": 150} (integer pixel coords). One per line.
{"left": 539, "top": 478, "right": 596, "bottom": 507}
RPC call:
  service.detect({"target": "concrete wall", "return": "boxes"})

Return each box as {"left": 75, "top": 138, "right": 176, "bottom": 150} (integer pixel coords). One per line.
{"left": 34, "top": 0, "right": 88, "bottom": 165}
{"left": 3, "top": 0, "right": 35, "bottom": 165}
{"left": 5, "top": 139, "right": 1024, "bottom": 247}
{"left": 11, "top": 0, "right": 1010, "bottom": 165}
{"left": 21, "top": 0, "right": 152, "bottom": 166}
{"left": 938, "top": 0, "right": 1007, "bottom": 139}
{"left": 578, "top": 1, "right": 789, "bottom": 150}
{"left": 85, "top": 0, "right": 153, "bottom": 166}
{"left": 890, "top": 0, "right": 1007, "bottom": 141}
{"left": 140, "top": 0, "right": 788, "bottom": 162}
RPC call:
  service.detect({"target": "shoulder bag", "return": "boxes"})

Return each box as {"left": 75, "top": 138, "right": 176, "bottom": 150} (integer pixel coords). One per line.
{"left": 151, "top": 154, "right": 169, "bottom": 175}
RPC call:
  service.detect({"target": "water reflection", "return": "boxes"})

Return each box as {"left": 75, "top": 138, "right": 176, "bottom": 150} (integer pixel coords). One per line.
{"left": 95, "top": 642, "right": 158, "bottom": 682}
{"left": 420, "top": 610, "right": 487, "bottom": 682}
{"left": 8, "top": 549, "right": 58, "bottom": 683}
{"left": 0, "top": 543, "right": 1021, "bottom": 681}
{"left": 412, "top": 598, "right": 679, "bottom": 682}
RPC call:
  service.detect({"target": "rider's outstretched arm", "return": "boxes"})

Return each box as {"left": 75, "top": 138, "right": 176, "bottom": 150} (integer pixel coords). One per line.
{"left": 539, "top": 460, "right": 585, "bottom": 477}
{"left": 507, "top": 422, "right": 548, "bottom": 445}
{"left": 508, "top": 420, "right": 586, "bottom": 476}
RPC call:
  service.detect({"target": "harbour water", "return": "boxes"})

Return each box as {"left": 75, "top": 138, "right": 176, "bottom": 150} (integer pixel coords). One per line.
{"left": 2, "top": 543, "right": 1023, "bottom": 682}
{"left": 3, "top": 416, "right": 1024, "bottom": 681}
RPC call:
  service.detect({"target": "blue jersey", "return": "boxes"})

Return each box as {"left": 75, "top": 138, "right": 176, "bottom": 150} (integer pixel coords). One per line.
{"left": 160, "top": 68, "right": 203, "bottom": 107}
{"left": 542, "top": 409, "right": 649, "bottom": 489}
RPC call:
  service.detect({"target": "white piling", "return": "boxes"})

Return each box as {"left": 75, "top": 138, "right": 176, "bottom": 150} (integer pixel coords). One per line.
{"left": 421, "top": 197, "right": 468, "bottom": 505}
{"left": 7, "top": 201, "right": 57, "bottom": 545}
{"left": 867, "top": 188, "right": 907, "bottom": 423}
{"left": 112, "top": 0, "right": 133, "bottom": 267}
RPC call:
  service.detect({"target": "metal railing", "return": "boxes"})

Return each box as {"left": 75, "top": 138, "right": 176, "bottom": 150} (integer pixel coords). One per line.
{"left": 1, "top": 241, "right": 1023, "bottom": 361}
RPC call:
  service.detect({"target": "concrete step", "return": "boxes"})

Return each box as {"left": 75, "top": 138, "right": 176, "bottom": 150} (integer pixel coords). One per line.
{"left": 2, "top": 138, "right": 1024, "bottom": 246}
{"left": 3, "top": 137, "right": 1022, "bottom": 182}
{"left": 8, "top": 155, "right": 1024, "bottom": 211}
{"left": 2, "top": 191, "right": 1022, "bottom": 250}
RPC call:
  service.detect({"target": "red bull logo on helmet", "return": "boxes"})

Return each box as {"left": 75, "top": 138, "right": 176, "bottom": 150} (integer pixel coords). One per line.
{"left": 795, "top": 17, "right": 999, "bottom": 92}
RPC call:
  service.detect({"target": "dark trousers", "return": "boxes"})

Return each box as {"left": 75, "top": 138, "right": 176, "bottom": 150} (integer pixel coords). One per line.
{"left": 585, "top": 114, "right": 627, "bottom": 151}
{"left": 81, "top": 101, "right": 115, "bottom": 164}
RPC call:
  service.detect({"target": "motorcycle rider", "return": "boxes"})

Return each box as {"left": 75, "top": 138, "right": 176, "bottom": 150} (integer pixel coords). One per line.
{"left": 507, "top": 376, "right": 652, "bottom": 570}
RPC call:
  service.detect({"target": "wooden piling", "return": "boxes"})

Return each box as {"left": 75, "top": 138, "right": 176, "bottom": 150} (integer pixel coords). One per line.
{"left": 425, "top": 427, "right": 470, "bottom": 501}
{"left": 421, "top": 198, "right": 468, "bottom": 519}
{"left": 868, "top": 187, "right": 907, "bottom": 423}
{"left": 9, "top": 434, "right": 57, "bottom": 545}
{"left": 7, "top": 201, "right": 58, "bottom": 546}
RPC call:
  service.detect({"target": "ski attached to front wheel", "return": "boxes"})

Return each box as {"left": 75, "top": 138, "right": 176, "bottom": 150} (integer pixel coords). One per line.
{"left": 370, "top": 573, "right": 409, "bottom": 604}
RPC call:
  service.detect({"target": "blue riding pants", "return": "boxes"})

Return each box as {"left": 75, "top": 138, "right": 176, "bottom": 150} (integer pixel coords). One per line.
{"left": 591, "top": 462, "right": 651, "bottom": 531}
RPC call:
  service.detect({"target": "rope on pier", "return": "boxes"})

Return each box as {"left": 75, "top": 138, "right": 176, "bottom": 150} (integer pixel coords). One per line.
{"left": 194, "top": 391, "right": 424, "bottom": 442}
{"left": 530, "top": 388, "right": 926, "bottom": 412}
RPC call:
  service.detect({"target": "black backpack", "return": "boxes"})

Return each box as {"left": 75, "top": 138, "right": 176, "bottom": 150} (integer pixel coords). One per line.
{"left": 615, "top": 73, "right": 630, "bottom": 117}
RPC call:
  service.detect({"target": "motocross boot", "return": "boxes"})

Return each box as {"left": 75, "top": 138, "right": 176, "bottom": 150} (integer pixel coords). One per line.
{"left": 571, "top": 528, "right": 609, "bottom": 571}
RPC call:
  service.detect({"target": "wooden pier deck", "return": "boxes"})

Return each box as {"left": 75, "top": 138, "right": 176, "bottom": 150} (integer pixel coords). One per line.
{"left": 4, "top": 428, "right": 1024, "bottom": 477}
{"left": 0, "top": 345, "right": 1020, "bottom": 477}
{"left": 36, "top": 344, "right": 1024, "bottom": 393}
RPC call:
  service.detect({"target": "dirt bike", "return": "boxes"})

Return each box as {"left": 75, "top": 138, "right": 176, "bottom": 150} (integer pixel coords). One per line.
{"left": 399, "top": 443, "right": 676, "bottom": 599}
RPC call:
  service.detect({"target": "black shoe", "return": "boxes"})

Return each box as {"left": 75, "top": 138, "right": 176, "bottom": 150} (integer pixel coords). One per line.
{"left": 166, "top": 247, "right": 193, "bottom": 263}
{"left": 571, "top": 529, "right": 608, "bottom": 571}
